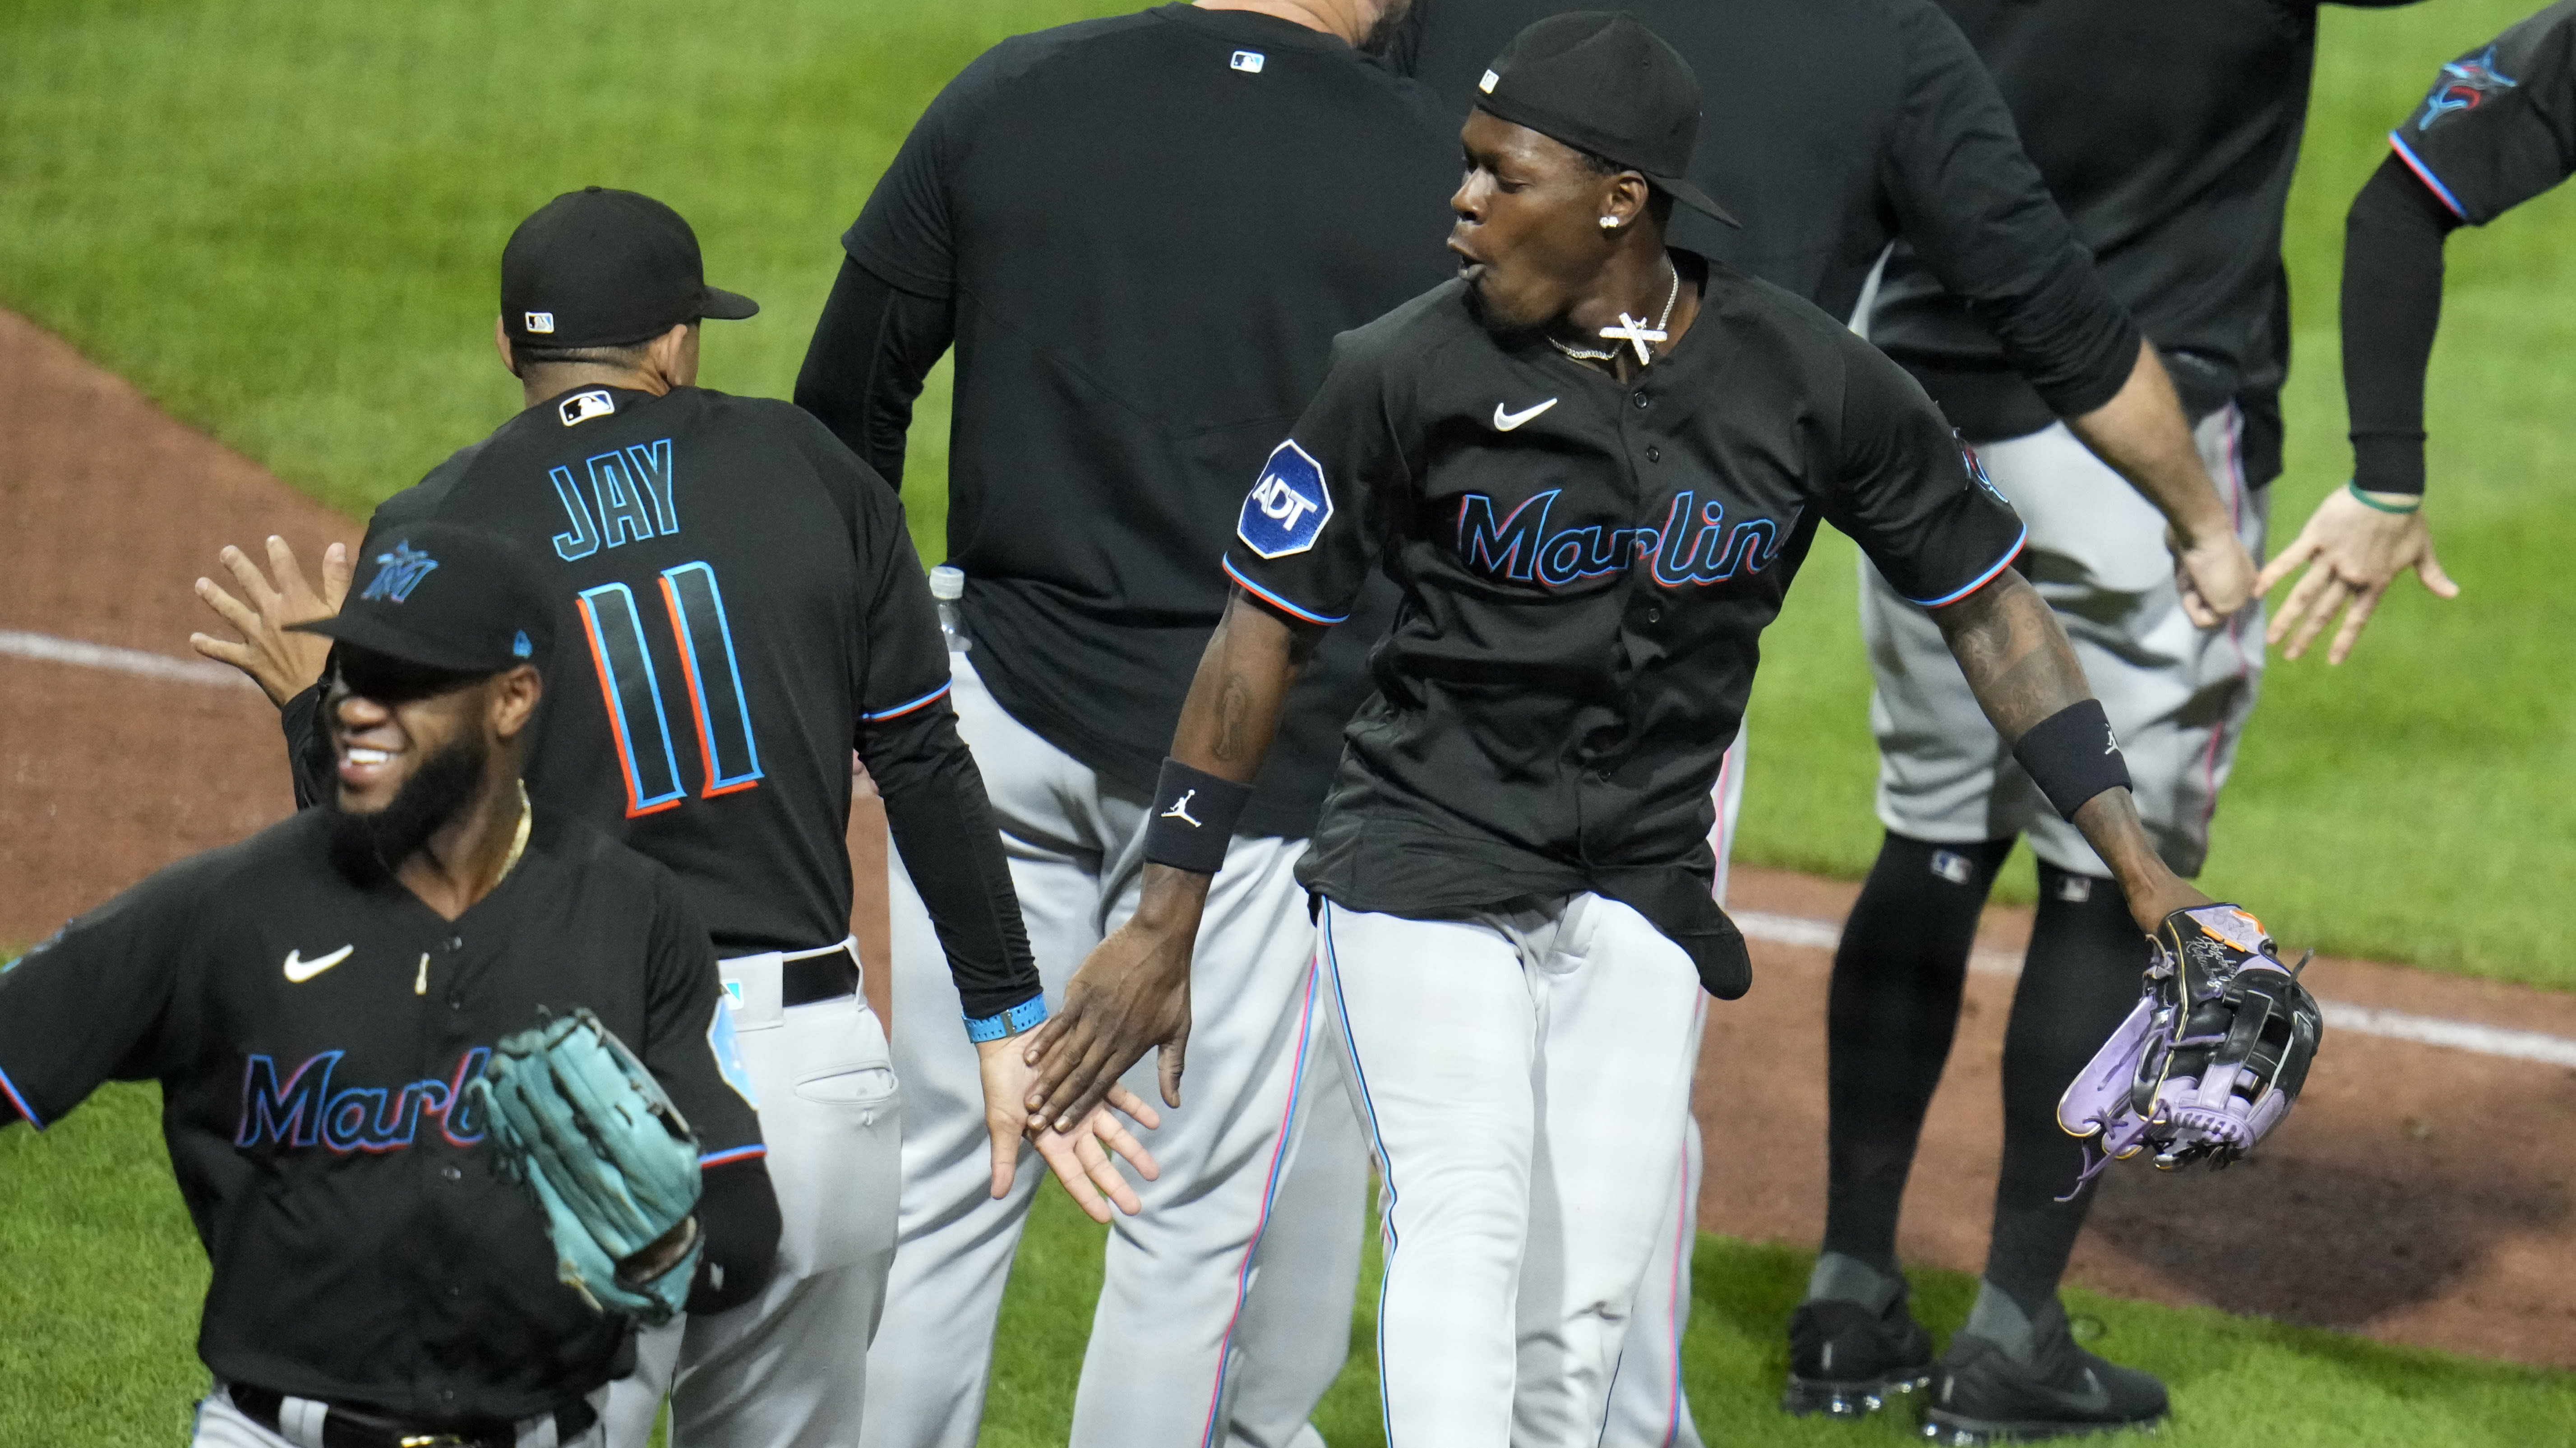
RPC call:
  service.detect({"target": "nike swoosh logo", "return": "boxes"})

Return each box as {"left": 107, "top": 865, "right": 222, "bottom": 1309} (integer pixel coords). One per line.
{"left": 1493, "top": 398, "right": 1558, "bottom": 431}
{"left": 2061, "top": 1366, "right": 2111, "bottom": 1413}
{"left": 283, "top": 945, "right": 355, "bottom": 983}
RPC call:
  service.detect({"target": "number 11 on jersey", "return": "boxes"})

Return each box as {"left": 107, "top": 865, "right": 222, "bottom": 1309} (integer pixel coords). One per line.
{"left": 578, "top": 562, "right": 763, "bottom": 816}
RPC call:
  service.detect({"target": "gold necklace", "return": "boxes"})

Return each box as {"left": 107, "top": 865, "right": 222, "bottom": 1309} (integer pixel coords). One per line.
{"left": 497, "top": 780, "right": 532, "bottom": 884}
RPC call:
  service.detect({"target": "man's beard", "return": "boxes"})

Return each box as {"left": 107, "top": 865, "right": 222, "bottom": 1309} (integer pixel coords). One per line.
{"left": 327, "top": 729, "right": 491, "bottom": 876}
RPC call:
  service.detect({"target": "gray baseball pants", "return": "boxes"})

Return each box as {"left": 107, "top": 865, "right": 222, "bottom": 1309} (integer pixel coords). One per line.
{"left": 605, "top": 951, "right": 901, "bottom": 1448}
{"left": 1865, "top": 407, "right": 2268, "bottom": 878}
{"left": 860, "top": 654, "right": 1366, "bottom": 1448}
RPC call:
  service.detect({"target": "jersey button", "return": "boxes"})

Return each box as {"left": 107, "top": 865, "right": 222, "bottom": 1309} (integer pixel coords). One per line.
{"left": 1630, "top": 391, "right": 1650, "bottom": 410}
{"left": 1643, "top": 605, "right": 1664, "bottom": 624}
{"left": 1644, "top": 445, "right": 1662, "bottom": 463}
{"left": 447, "top": 936, "right": 464, "bottom": 952}
{"left": 447, "top": 995, "right": 464, "bottom": 1011}
{"left": 441, "top": 1164, "right": 462, "bottom": 1182}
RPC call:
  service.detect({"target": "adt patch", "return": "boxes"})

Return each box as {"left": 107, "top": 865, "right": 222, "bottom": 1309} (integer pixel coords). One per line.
{"left": 707, "top": 996, "right": 760, "bottom": 1108}
{"left": 1237, "top": 441, "right": 1333, "bottom": 558}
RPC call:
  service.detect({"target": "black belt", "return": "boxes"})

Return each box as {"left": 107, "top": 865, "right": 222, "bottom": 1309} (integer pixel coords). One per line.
{"left": 228, "top": 1383, "right": 596, "bottom": 1448}
{"left": 779, "top": 942, "right": 861, "bottom": 1008}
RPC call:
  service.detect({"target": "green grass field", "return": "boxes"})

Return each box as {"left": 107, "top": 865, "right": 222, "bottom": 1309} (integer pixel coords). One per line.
{"left": 6, "top": 1085, "right": 2572, "bottom": 1447}
{"left": 3, "top": 5, "right": 2574, "bottom": 1439}
{"left": 5, "top": 1, "right": 2570, "bottom": 986}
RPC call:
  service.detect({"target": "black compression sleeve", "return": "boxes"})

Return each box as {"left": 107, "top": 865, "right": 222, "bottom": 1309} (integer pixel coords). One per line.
{"left": 792, "top": 258, "right": 956, "bottom": 491}
{"left": 1882, "top": 0, "right": 2142, "bottom": 419}
{"left": 860, "top": 702, "right": 1042, "bottom": 1021}
{"left": 2342, "top": 155, "right": 2461, "bottom": 497}
{"left": 282, "top": 682, "right": 332, "bottom": 810}
{"left": 686, "top": 1158, "right": 781, "bottom": 1315}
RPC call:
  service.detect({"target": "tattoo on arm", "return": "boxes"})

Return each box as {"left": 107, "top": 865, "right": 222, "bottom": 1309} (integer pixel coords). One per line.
{"left": 1934, "top": 571, "right": 2090, "bottom": 745}
{"left": 1214, "top": 675, "right": 1254, "bottom": 766}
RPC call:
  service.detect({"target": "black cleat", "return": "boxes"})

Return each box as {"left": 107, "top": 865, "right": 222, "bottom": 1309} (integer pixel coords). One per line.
{"left": 1919, "top": 1303, "right": 2168, "bottom": 1443}
{"left": 1781, "top": 1291, "right": 1935, "bottom": 1419}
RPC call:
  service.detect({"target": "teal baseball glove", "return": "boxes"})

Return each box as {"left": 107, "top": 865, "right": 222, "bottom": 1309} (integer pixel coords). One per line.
{"left": 471, "top": 1008, "right": 704, "bottom": 1325}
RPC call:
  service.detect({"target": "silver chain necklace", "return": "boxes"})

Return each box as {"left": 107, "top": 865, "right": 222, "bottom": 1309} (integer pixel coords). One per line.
{"left": 1550, "top": 261, "right": 1680, "bottom": 367}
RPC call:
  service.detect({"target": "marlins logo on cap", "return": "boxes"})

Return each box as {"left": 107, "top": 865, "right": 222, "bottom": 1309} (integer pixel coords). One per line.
{"left": 360, "top": 542, "right": 441, "bottom": 604}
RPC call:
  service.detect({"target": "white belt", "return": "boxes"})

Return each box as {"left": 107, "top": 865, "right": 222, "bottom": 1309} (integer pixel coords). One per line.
{"left": 718, "top": 937, "right": 861, "bottom": 1031}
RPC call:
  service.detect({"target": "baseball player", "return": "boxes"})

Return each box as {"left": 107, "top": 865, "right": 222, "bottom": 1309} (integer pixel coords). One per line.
{"left": 5, "top": 522, "right": 777, "bottom": 1448}
{"left": 1020, "top": 16, "right": 2232, "bottom": 1441}
{"left": 2259, "top": 2, "right": 2576, "bottom": 659}
{"left": 1808, "top": 0, "right": 2419, "bottom": 1436}
{"left": 191, "top": 189, "right": 1157, "bottom": 1448}
{"left": 792, "top": 3, "right": 1453, "bottom": 1443}
{"left": 1391, "top": 2, "right": 2262, "bottom": 1437}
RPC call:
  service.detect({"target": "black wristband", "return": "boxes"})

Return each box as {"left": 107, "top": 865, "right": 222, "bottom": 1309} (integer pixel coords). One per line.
{"left": 1142, "top": 759, "right": 1253, "bottom": 874}
{"left": 2013, "top": 699, "right": 2133, "bottom": 820}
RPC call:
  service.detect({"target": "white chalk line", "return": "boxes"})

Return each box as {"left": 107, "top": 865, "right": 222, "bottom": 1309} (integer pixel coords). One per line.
{"left": 0, "top": 627, "right": 254, "bottom": 690}
{"left": 7, "top": 630, "right": 2570, "bottom": 1070}
{"left": 1732, "top": 910, "right": 2576, "bottom": 1070}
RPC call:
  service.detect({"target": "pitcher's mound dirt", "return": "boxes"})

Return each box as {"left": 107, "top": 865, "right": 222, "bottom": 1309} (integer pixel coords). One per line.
{"left": 5, "top": 310, "right": 2570, "bottom": 1370}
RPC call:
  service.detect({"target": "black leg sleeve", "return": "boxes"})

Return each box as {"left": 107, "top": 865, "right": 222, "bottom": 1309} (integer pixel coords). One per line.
{"left": 686, "top": 1157, "right": 782, "bottom": 1315}
{"left": 1821, "top": 832, "right": 2015, "bottom": 1274}
{"left": 1982, "top": 862, "right": 2152, "bottom": 1311}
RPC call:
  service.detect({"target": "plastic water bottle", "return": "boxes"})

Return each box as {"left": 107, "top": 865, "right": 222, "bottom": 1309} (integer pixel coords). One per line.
{"left": 929, "top": 565, "right": 969, "bottom": 653}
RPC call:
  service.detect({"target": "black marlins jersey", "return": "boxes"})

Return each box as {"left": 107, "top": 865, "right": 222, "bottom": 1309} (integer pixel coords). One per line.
{"left": 1223, "top": 264, "right": 2025, "bottom": 986}
{"left": 355, "top": 386, "right": 952, "bottom": 954}
{"left": 2390, "top": 0, "right": 2576, "bottom": 224}
{"left": 837, "top": 4, "right": 1458, "bottom": 839}
{"left": 1871, "top": 0, "right": 2423, "bottom": 461}
{"left": 0, "top": 809, "right": 762, "bottom": 1420}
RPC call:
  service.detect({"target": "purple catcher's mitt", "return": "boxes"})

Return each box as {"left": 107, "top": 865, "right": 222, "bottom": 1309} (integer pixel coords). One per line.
{"left": 2057, "top": 904, "right": 2322, "bottom": 1197}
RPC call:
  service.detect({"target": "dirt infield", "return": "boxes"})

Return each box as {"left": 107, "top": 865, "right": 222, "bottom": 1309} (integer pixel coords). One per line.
{"left": 5, "top": 311, "right": 2569, "bottom": 1370}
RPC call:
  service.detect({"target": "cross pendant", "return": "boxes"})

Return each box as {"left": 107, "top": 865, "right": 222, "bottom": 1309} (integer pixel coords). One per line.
{"left": 1598, "top": 312, "right": 1667, "bottom": 366}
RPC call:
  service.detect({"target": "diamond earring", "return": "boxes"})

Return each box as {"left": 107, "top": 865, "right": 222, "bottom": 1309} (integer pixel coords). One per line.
{"left": 1599, "top": 216, "right": 1620, "bottom": 229}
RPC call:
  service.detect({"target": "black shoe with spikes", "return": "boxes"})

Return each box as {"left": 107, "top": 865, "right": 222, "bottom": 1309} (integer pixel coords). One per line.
{"left": 1781, "top": 1290, "right": 1935, "bottom": 1419}
{"left": 1919, "top": 1301, "right": 2168, "bottom": 1443}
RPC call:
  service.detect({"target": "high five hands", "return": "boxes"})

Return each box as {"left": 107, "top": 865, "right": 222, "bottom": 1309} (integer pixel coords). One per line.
{"left": 2256, "top": 485, "right": 2458, "bottom": 664}
{"left": 190, "top": 535, "right": 350, "bottom": 703}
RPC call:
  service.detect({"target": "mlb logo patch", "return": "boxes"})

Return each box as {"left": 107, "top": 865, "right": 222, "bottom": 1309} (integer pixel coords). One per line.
{"left": 1230, "top": 49, "right": 1265, "bottom": 73}
{"left": 1237, "top": 441, "right": 1333, "bottom": 558}
{"left": 559, "top": 389, "right": 616, "bottom": 427}
{"left": 524, "top": 311, "right": 556, "bottom": 335}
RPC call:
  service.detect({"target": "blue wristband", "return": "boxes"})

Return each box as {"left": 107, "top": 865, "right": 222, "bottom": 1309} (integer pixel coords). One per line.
{"left": 964, "top": 995, "right": 1048, "bottom": 1043}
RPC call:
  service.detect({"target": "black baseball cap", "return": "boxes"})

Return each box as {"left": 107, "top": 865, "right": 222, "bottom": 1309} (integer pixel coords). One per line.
{"left": 1473, "top": 13, "right": 1740, "bottom": 228}
{"left": 294, "top": 522, "right": 556, "bottom": 678}
{"left": 500, "top": 187, "right": 759, "bottom": 350}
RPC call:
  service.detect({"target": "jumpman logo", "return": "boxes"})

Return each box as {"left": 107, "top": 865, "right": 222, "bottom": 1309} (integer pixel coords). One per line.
{"left": 1161, "top": 790, "right": 1203, "bottom": 827}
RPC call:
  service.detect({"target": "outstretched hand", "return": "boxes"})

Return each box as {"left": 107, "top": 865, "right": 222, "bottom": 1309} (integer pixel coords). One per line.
{"left": 2255, "top": 487, "right": 2457, "bottom": 664}
{"left": 976, "top": 1036, "right": 1161, "bottom": 1223}
{"left": 190, "top": 535, "right": 351, "bottom": 706}
{"left": 1020, "top": 876, "right": 1203, "bottom": 1134}
{"left": 2168, "top": 523, "right": 2257, "bottom": 629}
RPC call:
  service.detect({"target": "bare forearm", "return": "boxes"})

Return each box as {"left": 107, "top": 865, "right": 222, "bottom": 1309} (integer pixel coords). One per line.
{"left": 1933, "top": 569, "right": 2091, "bottom": 744}
{"left": 1167, "top": 589, "right": 1320, "bottom": 784}
{"left": 2064, "top": 342, "right": 2230, "bottom": 543}
{"left": 1134, "top": 590, "right": 1320, "bottom": 926}
{"left": 1937, "top": 573, "right": 2206, "bottom": 928}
